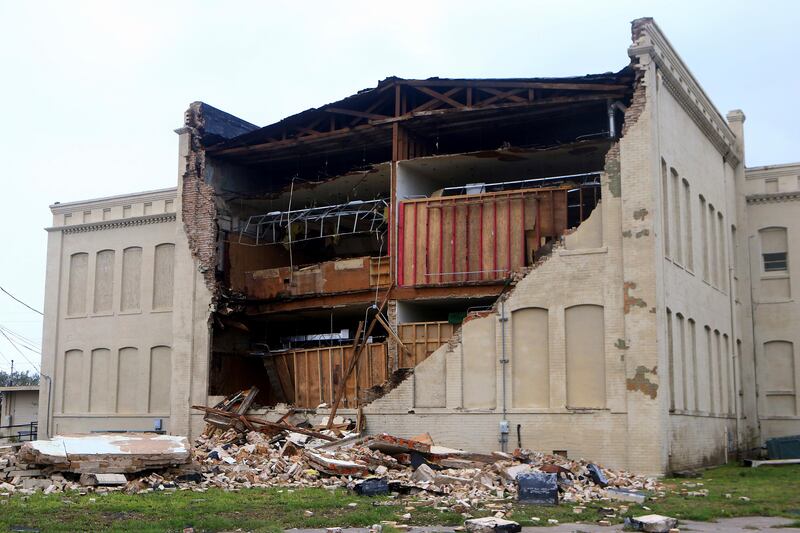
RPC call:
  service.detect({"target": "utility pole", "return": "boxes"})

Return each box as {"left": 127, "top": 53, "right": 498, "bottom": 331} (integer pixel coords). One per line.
{"left": 9, "top": 360, "right": 13, "bottom": 386}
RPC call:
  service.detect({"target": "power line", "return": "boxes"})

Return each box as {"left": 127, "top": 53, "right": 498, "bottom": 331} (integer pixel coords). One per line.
{"left": 0, "top": 328, "right": 40, "bottom": 372}
{"left": 0, "top": 325, "right": 41, "bottom": 353}
{"left": 0, "top": 285, "right": 43, "bottom": 316}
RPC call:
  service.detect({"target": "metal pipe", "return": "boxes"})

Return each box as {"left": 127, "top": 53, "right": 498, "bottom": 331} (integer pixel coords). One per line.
{"left": 41, "top": 373, "right": 52, "bottom": 438}
{"left": 499, "top": 299, "right": 509, "bottom": 451}
{"left": 607, "top": 101, "right": 617, "bottom": 139}
{"left": 607, "top": 101, "right": 628, "bottom": 139}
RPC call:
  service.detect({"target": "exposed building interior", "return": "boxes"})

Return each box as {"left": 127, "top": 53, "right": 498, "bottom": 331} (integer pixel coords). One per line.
{"left": 193, "top": 71, "right": 635, "bottom": 410}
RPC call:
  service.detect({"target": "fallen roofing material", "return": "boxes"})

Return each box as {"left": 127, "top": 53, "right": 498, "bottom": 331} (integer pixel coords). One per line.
{"left": 18, "top": 433, "right": 190, "bottom": 473}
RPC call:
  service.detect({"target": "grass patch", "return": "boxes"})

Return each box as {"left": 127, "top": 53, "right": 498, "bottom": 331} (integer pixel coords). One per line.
{"left": 0, "top": 464, "right": 798, "bottom": 531}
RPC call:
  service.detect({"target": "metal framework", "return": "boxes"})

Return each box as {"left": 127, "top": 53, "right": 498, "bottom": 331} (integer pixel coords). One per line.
{"left": 239, "top": 198, "right": 388, "bottom": 246}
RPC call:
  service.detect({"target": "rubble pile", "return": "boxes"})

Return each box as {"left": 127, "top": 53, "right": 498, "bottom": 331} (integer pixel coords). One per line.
{"left": 0, "top": 390, "right": 661, "bottom": 509}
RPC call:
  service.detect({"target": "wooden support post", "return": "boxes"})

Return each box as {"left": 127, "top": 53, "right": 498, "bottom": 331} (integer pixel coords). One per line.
{"left": 375, "top": 313, "right": 414, "bottom": 361}
{"left": 327, "top": 291, "right": 391, "bottom": 428}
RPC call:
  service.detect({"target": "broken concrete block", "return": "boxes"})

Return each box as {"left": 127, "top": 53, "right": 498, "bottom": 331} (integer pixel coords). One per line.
{"left": 464, "top": 517, "right": 521, "bottom": 533}
{"left": 607, "top": 487, "right": 647, "bottom": 504}
{"left": 411, "top": 463, "right": 435, "bottom": 483}
{"left": 624, "top": 514, "right": 678, "bottom": 533}
{"left": 19, "top": 433, "right": 190, "bottom": 473}
{"left": 79, "top": 473, "right": 128, "bottom": 486}
{"left": 22, "top": 478, "right": 53, "bottom": 490}
{"left": 501, "top": 463, "right": 533, "bottom": 481}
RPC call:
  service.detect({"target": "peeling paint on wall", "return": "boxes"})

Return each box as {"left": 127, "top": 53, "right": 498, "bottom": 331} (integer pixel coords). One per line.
{"left": 622, "top": 230, "right": 632, "bottom": 238}
{"left": 635, "top": 229, "right": 650, "bottom": 238}
{"left": 615, "top": 338, "right": 630, "bottom": 350}
{"left": 627, "top": 365, "right": 658, "bottom": 399}
{"left": 623, "top": 281, "right": 647, "bottom": 314}
{"left": 605, "top": 145, "right": 622, "bottom": 198}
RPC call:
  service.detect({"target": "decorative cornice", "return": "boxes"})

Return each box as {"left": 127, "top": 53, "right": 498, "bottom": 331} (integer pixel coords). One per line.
{"left": 50, "top": 187, "right": 177, "bottom": 214}
{"left": 746, "top": 191, "right": 800, "bottom": 205}
{"left": 746, "top": 163, "right": 800, "bottom": 181}
{"left": 48, "top": 213, "right": 176, "bottom": 234}
{"left": 628, "top": 20, "right": 742, "bottom": 167}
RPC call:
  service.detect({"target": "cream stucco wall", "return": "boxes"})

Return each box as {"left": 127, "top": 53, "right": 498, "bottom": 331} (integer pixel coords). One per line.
{"left": 38, "top": 188, "right": 181, "bottom": 436}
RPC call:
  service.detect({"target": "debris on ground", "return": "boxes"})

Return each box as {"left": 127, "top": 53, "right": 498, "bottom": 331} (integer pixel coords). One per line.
{"left": 0, "top": 388, "right": 661, "bottom": 513}
{"left": 624, "top": 513, "right": 678, "bottom": 532}
{"left": 464, "top": 516, "right": 522, "bottom": 533}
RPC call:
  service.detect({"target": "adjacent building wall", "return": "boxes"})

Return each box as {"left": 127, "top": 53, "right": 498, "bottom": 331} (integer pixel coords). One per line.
{"left": 38, "top": 188, "right": 179, "bottom": 436}
{"left": 744, "top": 162, "right": 800, "bottom": 441}
{"left": 0, "top": 387, "right": 39, "bottom": 441}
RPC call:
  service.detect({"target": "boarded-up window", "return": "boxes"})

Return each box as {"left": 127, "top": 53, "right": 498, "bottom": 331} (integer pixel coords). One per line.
{"left": 512, "top": 308, "right": 549, "bottom": 408}
{"left": 62, "top": 349, "right": 83, "bottom": 413}
{"left": 67, "top": 253, "right": 88, "bottom": 316}
{"left": 709, "top": 205, "right": 718, "bottom": 286}
{"left": 89, "top": 348, "right": 110, "bottom": 413}
{"left": 121, "top": 247, "right": 142, "bottom": 312}
{"left": 763, "top": 341, "right": 797, "bottom": 416}
{"left": 565, "top": 305, "right": 605, "bottom": 408}
{"left": 718, "top": 213, "right": 727, "bottom": 291}
{"left": 689, "top": 319, "right": 698, "bottom": 411}
{"left": 462, "top": 316, "right": 497, "bottom": 409}
{"left": 705, "top": 326, "right": 715, "bottom": 413}
{"left": 661, "top": 159, "right": 670, "bottom": 258}
{"left": 666, "top": 309, "right": 675, "bottom": 411}
{"left": 671, "top": 169, "right": 682, "bottom": 264}
{"left": 677, "top": 313, "right": 687, "bottom": 411}
{"left": 699, "top": 196, "right": 708, "bottom": 281}
{"left": 682, "top": 179, "right": 693, "bottom": 270}
{"left": 149, "top": 346, "right": 171, "bottom": 413}
{"left": 152, "top": 244, "right": 175, "bottom": 310}
{"left": 117, "top": 347, "right": 139, "bottom": 413}
{"left": 93, "top": 250, "right": 115, "bottom": 314}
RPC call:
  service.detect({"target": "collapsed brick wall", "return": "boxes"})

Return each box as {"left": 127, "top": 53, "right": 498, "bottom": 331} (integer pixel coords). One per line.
{"left": 182, "top": 103, "right": 219, "bottom": 292}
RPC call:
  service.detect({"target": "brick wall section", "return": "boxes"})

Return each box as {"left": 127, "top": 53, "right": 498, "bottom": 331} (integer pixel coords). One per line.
{"left": 182, "top": 103, "right": 219, "bottom": 292}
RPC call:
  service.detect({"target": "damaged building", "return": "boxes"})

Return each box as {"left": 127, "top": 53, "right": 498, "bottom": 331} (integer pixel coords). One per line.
{"left": 37, "top": 18, "right": 800, "bottom": 475}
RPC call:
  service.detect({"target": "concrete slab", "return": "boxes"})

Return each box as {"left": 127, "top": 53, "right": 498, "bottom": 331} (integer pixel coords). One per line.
{"left": 18, "top": 433, "right": 190, "bottom": 473}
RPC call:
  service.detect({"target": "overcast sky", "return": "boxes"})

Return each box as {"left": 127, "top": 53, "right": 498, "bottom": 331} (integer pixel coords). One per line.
{"left": 0, "top": 0, "right": 797, "bottom": 374}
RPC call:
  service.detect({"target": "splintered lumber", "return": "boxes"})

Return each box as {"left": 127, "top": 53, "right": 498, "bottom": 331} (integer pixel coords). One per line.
{"left": 191, "top": 406, "right": 337, "bottom": 442}
{"left": 18, "top": 434, "right": 190, "bottom": 474}
{"left": 204, "top": 387, "right": 259, "bottom": 431}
